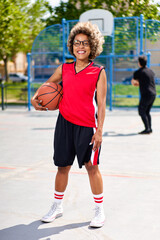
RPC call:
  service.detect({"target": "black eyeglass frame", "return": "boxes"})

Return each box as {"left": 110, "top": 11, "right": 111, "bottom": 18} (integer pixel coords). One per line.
{"left": 73, "top": 40, "right": 90, "bottom": 47}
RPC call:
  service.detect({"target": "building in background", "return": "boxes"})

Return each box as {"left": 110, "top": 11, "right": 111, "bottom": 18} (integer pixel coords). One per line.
{"left": 0, "top": 53, "right": 27, "bottom": 80}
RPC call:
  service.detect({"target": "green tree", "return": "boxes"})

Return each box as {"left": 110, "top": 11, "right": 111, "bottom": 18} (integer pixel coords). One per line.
{"left": 45, "top": 0, "right": 160, "bottom": 26}
{"left": 88, "top": 0, "right": 160, "bottom": 19}
{"left": 0, "top": 0, "right": 48, "bottom": 81}
{"left": 45, "top": 0, "right": 91, "bottom": 26}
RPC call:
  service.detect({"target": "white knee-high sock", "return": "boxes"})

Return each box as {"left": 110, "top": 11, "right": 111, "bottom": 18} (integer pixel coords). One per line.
{"left": 93, "top": 193, "right": 104, "bottom": 208}
{"left": 54, "top": 190, "right": 64, "bottom": 204}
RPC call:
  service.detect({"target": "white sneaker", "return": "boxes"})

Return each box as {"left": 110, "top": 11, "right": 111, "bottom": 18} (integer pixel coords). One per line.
{"left": 90, "top": 206, "right": 105, "bottom": 228}
{"left": 41, "top": 202, "right": 63, "bottom": 223}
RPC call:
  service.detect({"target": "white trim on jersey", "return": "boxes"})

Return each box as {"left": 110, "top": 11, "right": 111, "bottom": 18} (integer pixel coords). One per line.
{"left": 93, "top": 90, "right": 97, "bottom": 127}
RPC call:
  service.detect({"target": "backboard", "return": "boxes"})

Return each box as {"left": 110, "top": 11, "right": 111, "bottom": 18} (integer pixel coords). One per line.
{"left": 79, "top": 9, "right": 114, "bottom": 36}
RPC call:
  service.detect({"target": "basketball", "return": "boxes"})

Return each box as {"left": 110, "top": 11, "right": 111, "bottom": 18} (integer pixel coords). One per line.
{"left": 37, "top": 82, "right": 63, "bottom": 110}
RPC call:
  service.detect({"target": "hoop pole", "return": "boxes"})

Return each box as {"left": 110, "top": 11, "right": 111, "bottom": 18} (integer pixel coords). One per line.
{"left": 140, "top": 14, "right": 144, "bottom": 55}
{"left": 136, "top": 17, "right": 139, "bottom": 55}
{"left": 109, "top": 53, "right": 113, "bottom": 111}
{"left": 62, "top": 18, "right": 66, "bottom": 63}
{"left": 1, "top": 82, "right": 4, "bottom": 110}
{"left": 27, "top": 53, "right": 31, "bottom": 111}
{"left": 147, "top": 52, "right": 151, "bottom": 68}
{"left": 112, "top": 18, "right": 115, "bottom": 54}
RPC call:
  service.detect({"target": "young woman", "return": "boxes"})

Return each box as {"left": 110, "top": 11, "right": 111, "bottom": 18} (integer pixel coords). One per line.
{"left": 31, "top": 21, "right": 107, "bottom": 228}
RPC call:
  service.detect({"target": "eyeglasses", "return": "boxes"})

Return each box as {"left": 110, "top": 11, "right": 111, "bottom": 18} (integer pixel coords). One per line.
{"left": 73, "top": 40, "right": 90, "bottom": 47}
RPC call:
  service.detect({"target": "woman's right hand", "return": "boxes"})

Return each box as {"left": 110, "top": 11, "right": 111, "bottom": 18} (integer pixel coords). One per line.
{"left": 31, "top": 65, "right": 63, "bottom": 111}
{"left": 31, "top": 97, "right": 48, "bottom": 111}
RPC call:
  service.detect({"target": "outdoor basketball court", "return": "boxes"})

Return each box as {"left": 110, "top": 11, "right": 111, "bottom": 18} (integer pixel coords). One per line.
{"left": 0, "top": 107, "right": 160, "bottom": 240}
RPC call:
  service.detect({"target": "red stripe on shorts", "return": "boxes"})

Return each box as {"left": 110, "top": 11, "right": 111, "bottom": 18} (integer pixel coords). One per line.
{"left": 93, "top": 148, "right": 99, "bottom": 165}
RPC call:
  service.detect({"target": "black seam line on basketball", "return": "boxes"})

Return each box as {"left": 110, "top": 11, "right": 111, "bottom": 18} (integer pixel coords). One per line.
{"left": 42, "top": 85, "right": 58, "bottom": 91}
{"left": 43, "top": 92, "right": 61, "bottom": 107}
{"left": 38, "top": 91, "right": 57, "bottom": 97}
{"left": 41, "top": 85, "right": 61, "bottom": 93}
{"left": 56, "top": 95, "right": 63, "bottom": 108}
{"left": 40, "top": 86, "right": 63, "bottom": 96}
{"left": 43, "top": 92, "right": 60, "bottom": 107}
{"left": 41, "top": 85, "right": 58, "bottom": 92}
{"left": 38, "top": 90, "right": 63, "bottom": 98}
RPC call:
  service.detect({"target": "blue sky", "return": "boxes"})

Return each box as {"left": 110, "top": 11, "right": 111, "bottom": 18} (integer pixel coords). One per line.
{"left": 48, "top": 0, "right": 67, "bottom": 8}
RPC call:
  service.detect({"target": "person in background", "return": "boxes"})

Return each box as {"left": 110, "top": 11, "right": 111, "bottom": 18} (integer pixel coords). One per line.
{"left": 131, "top": 55, "right": 156, "bottom": 134}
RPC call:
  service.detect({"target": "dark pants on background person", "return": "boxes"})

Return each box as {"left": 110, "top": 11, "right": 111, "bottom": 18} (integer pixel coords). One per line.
{"left": 138, "top": 94, "right": 156, "bottom": 131}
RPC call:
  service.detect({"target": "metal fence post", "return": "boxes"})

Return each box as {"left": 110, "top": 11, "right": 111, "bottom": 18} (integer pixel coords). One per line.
{"left": 62, "top": 18, "right": 66, "bottom": 63}
{"left": 112, "top": 18, "right": 115, "bottom": 54}
{"left": 147, "top": 52, "right": 151, "bottom": 68}
{"left": 27, "top": 53, "right": 31, "bottom": 111}
{"left": 1, "top": 82, "right": 4, "bottom": 110}
{"left": 140, "top": 14, "right": 144, "bottom": 55}
{"left": 109, "top": 53, "right": 113, "bottom": 111}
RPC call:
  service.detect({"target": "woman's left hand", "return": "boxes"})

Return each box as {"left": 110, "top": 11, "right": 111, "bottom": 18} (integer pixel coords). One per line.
{"left": 90, "top": 129, "right": 102, "bottom": 152}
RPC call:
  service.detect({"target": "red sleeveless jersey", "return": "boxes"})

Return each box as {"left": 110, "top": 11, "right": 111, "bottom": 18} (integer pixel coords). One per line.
{"left": 59, "top": 61, "right": 104, "bottom": 128}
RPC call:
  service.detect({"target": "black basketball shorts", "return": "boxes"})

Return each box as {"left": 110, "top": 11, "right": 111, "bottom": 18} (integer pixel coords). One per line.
{"left": 53, "top": 113, "right": 101, "bottom": 168}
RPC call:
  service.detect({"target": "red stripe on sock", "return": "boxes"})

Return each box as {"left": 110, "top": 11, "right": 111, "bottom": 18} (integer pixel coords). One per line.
{"left": 94, "top": 196, "right": 103, "bottom": 200}
{"left": 54, "top": 193, "right": 64, "bottom": 197}
{"left": 54, "top": 196, "right": 63, "bottom": 199}
{"left": 95, "top": 200, "right": 103, "bottom": 203}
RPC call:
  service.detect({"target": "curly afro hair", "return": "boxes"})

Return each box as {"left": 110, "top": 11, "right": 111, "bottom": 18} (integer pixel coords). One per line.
{"left": 67, "top": 21, "right": 104, "bottom": 60}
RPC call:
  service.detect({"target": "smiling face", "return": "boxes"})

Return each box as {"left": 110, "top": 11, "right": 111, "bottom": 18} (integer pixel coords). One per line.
{"left": 73, "top": 34, "right": 91, "bottom": 61}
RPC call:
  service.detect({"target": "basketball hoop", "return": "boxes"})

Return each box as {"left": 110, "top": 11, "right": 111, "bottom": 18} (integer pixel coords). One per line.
{"left": 79, "top": 9, "right": 114, "bottom": 36}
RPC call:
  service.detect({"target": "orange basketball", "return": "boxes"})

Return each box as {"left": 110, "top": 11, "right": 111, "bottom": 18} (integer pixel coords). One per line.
{"left": 37, "top": 82, "right": 63, "bottom": 110}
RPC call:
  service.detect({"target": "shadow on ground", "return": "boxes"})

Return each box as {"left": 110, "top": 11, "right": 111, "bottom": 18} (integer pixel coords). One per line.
{"left": 103, "top": 131, "right": 137, "bottom": 137}
{"left": 0, "top": 220, "right": 90, "bottom": 240}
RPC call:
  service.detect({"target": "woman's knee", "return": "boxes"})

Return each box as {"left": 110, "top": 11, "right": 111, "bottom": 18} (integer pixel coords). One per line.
{"left": 58, "top": 166, "right": 71, "bottom": 175}
{"left": 85, "top": 163, "right": 99, "bottom": 176}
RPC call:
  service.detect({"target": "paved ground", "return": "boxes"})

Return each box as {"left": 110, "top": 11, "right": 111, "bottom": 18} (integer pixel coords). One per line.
{"left": 0, "top": 107, "right": 160, "bottom": 240}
